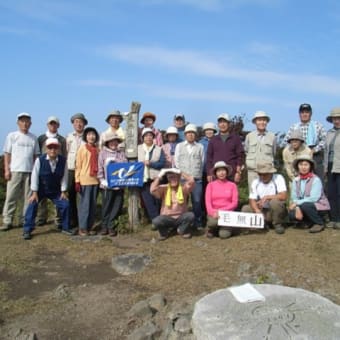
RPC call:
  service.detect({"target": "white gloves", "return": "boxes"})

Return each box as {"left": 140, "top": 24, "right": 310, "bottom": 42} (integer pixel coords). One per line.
{"left": 100, "top": 179, "right": 108, "bottom": 188}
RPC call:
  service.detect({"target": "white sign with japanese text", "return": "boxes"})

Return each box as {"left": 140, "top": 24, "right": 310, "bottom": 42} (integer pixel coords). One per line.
{"left": 218, "top": 211, "right": 264, "bottom": 229}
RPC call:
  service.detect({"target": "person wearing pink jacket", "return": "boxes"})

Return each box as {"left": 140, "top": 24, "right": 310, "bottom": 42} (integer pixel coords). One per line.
{"left": 205, "top": 161, "right": 239, "bottom": 239}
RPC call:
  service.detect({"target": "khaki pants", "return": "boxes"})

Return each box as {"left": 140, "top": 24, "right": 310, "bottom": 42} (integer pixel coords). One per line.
{"left": 242, "top": 199, "right": 287, "bottom": 225}
{"left": 2, "top": 172, "right": 31, "bottom": 226}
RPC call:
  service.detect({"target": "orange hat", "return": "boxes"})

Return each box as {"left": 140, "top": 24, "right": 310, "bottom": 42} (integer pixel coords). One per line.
{"left": 140, "top": 112, "right": 156, "bottom": 124}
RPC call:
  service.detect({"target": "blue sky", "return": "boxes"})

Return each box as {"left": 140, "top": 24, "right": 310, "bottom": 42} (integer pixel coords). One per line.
{"left": 1, "top": 0, "right": 339, "bottom": 143}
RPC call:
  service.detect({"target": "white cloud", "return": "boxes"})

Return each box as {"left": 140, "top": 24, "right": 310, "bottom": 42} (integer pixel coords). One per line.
{"left": 98, "top": 44, "right": 340, "bottom": 95}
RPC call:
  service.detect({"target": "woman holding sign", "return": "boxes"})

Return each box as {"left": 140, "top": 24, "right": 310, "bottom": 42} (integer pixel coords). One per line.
{"left": 205, "top": 161, "right": 239, "bottom": 239}
{"left": 97, "top": 132, "right": 127, "bottom": 236}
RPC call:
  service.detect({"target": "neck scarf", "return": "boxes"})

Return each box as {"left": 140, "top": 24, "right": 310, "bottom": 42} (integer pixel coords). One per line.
{"left": 306, "top": 121, "right": 317, "bottom": 146}
{"left": 142, "top": 143, "right": 154, "bottom": 182}
{"left": 299, "top": 172, "right": 313, "bottom": 180}
{"left": 165, "top": 183, "right": 184, "bottom": 207}
{"left": 85, "top": 143, "right": 98, "bottom": 177}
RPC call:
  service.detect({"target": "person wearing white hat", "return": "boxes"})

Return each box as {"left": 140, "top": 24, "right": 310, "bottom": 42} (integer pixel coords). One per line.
{"left": 36, "top": 115, "right": 67, "bottom": 227}
{"left": 175, "top": 123, "right": 205, "bottom": 229}
{"left": 244, "top": 111, "right": 276, "bottom": 191}
{"left": 1, "top": 113, "right": 40, "bottom": 232}
{"left": 324, "top": 107, "right": 340, "bottom": 230}
{"left": 22, "top": 137, "right": 76, "bottom": 239}
{"left": 206, "top": 113, "right": 244, "bottom": 184}
{"left": 138, "top": 127, "right": 166, "bottom": 223}
{"left": 162, "top": 126, "right": 179, "bottom": 168}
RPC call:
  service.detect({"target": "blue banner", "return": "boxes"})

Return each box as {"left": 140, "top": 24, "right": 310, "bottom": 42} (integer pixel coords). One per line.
{"left": 106, "top": 161, "right": 144, "bottom": 188}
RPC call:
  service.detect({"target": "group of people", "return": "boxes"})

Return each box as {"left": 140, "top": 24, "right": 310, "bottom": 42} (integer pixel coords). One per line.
{"left": 1, "top": 103, "right": 340, "bottom": 241}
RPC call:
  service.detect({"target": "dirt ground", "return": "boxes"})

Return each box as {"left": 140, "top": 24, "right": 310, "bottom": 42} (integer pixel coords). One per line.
{"left": 0, "top": 223, "right": 340, "bottom": 339}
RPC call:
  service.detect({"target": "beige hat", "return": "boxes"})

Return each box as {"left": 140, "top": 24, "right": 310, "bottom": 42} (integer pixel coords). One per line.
{"left": 103, "top": 131, "right": 122, "bottom": 144}
{"left": 213, "top": 161, "right": 232, "bottom": 176}
{"left": 252, "top": 111, "right": 270, "bottom": 124}
{"left": 287, "top": 130, "right": 305, "bottom": 143}
{"left": 165, "top": 126, "right": 178, "bottom": 136}
{"left": 217, "top": 113, "right": 230, "bottom": 122}
{"left": 71, "top": 113, "right": 88, "bottom": 125}
{"left": 105, "top": 110, "right": 123, "bottom": 123}
{"left": 256, "top": 162, "right": 277, "bottom": 174}
{"left": 326, "top": 107, "right": 340, "bottom": 123}
{"left": 202, "top": 122, "right": 217, "bottom": 133}
{"left": 184, "top": 123, "right": 197, "bottom": 134}
{"left": 293, "top": 155, "right": 315, "bottom": 172}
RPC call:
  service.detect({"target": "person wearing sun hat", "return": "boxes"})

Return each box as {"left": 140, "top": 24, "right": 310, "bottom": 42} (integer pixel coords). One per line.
{"left": 1, "top": 112, "right": 40, "bottom": 232}
{"left": 138, "top": 112, "right": 163, "bottom": 146}
{"left": 162, "top": 126, "right": 179, "bottom": 168}
{"left": 36, "top": 115, "right": 67, "bottom": 227}
{"left": 205, "top": 161, "right": 239, "bottom": 239}
{"left": 65, "top": 112, "right": 88, "bottom": 229}
{"left": 324, "top": 107, "right": 340, "bottom": 230}
{"left": 99, "top": 109, "right": 125, "bottom": 149}
{"left": 175, "top": 123, "right": 205, "bottom": 229}
{"left": 22, "top": 137, "right": 76, "bottom": 240}
{"left": 151, "top": 168, "right": 195, "bottom": 240}
{"left": 289, "top": 154, "right": 329, "bottom": 233}
{"left": 244, "top": 111, "right": 276, "bottom": 192}
{"left": 282, "top": 129, "right": 313, "bottom": 184}
{"left": 138, "top": 127, "right": 166, "bottom": 224}
{"left": 98, "top": 131, "right": 127, "bottom": 236}
{"left": 173, "top": 113, "right": 187, "bottom": 142}
{"left": 241, "top": 162, "right": 288, "bottom": 234}
{"left": 283, "top": 103, "right": 327, "bottom": 181}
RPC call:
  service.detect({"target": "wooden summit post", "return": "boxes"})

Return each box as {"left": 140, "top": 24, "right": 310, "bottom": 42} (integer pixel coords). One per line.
{"left": 125, "top": 101, "right": 141, "bottom": 231}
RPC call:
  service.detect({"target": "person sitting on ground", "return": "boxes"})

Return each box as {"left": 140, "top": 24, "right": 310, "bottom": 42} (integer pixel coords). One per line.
{"left": 289, "top": 155, "right": 329, "bottom": 233}
{"left": 205, "top": 161, "right": 239, "bottom": 239}
{"left": 22, "top": 138, "right": 76, "bottom": 240}
{"left": 150, "top": 168, "right": 195, "bottom": 240}
{"left": 282, "top": 129, "right": 312, "bottom": 186}
{"left": 241, "top": 163, "right": 287, "bottom": 234}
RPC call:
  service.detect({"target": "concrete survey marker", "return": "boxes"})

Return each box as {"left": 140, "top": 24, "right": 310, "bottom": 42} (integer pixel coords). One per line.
{"left": 192, "top": 284, "right": 340, "bottom": 340}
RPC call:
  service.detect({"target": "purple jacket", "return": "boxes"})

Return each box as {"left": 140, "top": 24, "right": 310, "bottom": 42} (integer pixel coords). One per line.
{"left": 206, "top": 133, "right": 244, "bottom": 176}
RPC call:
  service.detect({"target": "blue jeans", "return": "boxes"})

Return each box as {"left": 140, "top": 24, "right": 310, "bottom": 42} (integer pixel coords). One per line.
{"left": 289, "top": 202, "right": 324, "bottom": 226}
{"left": 141, "top": 181, "right": 160, "bottom": 220}
{"left": 191, "top": 179, "right": 203, "bottom": 228}
{"left": 24, "top": 194, "right": 70, "bottom": 232}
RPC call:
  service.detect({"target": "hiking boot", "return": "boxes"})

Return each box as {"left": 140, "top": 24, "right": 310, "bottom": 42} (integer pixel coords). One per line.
{"left": 274, "top": 224, "right": 285, "bottom": 234}
{"left": 61, "top": 228, "right": 77, "bottom": 236}
{"left": 100, "top": 228, "right": 108, "bottom": 235}
{"left": 108, "top": 229, "right": 118, "bottom": 237}
{"left": 36, "top": 220, "right": 47, "bottom": 227}
{"left": 0, "top": 224, "right": 11, "bottom": 231}
{"left": 326, "top": 221, "right": 335, "bottom": 228}
{"left": 218, "top": 228, "right": 232, "bottom": 239}
{"left": 206, "top": 229, "right": 215, "bottom": 238}
{"left": 23, "top": 231, "right": 31, "bottom": 240}
{"left": 158, "top": 234, "right": 168, "bottom": 241}
{"left": 181, "top": 233, "right": 192, "bottom": 239}
{"left": 78, "top": 229, "right": 88, "bottom": 236}
{"left": 309, "top": 224, "right": 324, "bottom": 233}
